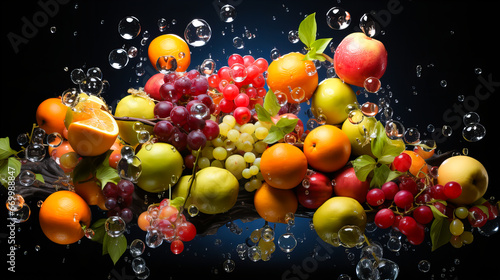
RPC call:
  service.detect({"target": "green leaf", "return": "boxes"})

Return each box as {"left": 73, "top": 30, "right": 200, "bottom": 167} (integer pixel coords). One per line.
{"left": 371, "top": 121, "right": 405, "bottom": 161}
{"left": 371, "top": 164, "right": 390, "bottom": 188}
{"left": 303, "top": 52, "right": 326, "bottom": 62}
{"left": 95, "top": 165, "right": 120, "bottom": 188}
{"left": 35, "top": 173, "right": 45, "bottom": 184}
{"left": 298, "top": 13, "right": 316, "bottom": 48}
{"left": 262, "top": 117, "right": 299, "bottom": 144}
{"left": 0, "top": 137, "right": 17, "bottom": 160}
{"left": 430, "top": 216, "right": 451, "bottom": 251}
{"left": 429, "top": 204, "right": 449, "bottom": 219}
{"left": 263, "top": 89, "right": 281, "bottom": 117}
{"left": 351, "top": 155, "right": 377, "bottom": 182}
{"left": 310, "top": 38, "right": 332, "bottom": 54}
{"left": 90, "top": 218, "right": 107, "bottom": 244}
{"left": 1, "top": 157, "right": 21, "bottom": 188}
{"left": 275, "top": 117, "right": 299, "bottom": 133}
{"left": 170, "top": 196, "right": 185, "bottom": 210}
{"left": 255, "top": 104, "right": 273, "bottom": 123}
{"left": 106, "top": 234, "right": 127, "bottom": 265}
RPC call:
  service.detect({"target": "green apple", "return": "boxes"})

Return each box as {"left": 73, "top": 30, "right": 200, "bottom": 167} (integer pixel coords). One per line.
{"left": 341, "top": 116, "right": 377, "bottom": 157}
{"left": 136, "top": 142, "right": 184, "bottom": 193}
{"left": 114, "top": 93, "right": 155, "bottom": 146}
{"left": 311, "top": 78, "right": 358, "bottom": 125}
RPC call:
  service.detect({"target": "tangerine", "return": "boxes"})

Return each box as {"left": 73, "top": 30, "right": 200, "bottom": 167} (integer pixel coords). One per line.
{"left": 413, "top": 145, "right": 435, "bottom": 160}
{"left": 74, "top": 177, "right": 107, "bottom": 210}
{"left": 36, "top": 97, "right": 68, "bottom": 135}
{"left": 259, "top": 143, "right": 308, "bottom": 190}
{"left": 148, "top": 34, "right": 191, "bottom": 72}
{"left": 39, "top": 190, "right": 91, "bottom": 245}
{"left": 266, "top": 52, "right": 318, "bottom": 104}
{"left": 303, "top": 125, "right": 351, "bottom": 173}
{"left": 254, "top": 182, "right": 298, "bottom": 223}
{"left": 402, "top": 150, "right": 428, "bottom": 178}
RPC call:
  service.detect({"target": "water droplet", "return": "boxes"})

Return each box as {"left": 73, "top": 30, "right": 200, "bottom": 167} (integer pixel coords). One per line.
{"left": 118, "top": 16, "right": 141, "bottom": 40}
{"left": 108, "top": 48, "right": 129, "bottom": 69}
{"left": 288, "top": 30, "right": 299, "bottom": 43}
{"left": 285, "top": 212, "right": 295, "bottom": 226}
{"left": 278, "top": 233, "right": 297, "bottom": 253}
{"left": 117, "top": 156, "right": 142, "bottom": 182}
{"left": 360, "top": 243, "right": 383, "bottom": 261}
{"left": 404, "top": 127, "right": 421, "bottom": 144}
{"left": 137, "top": 130, "right": 150, "bottom": 144}
{"left": 247, "top": 246, "right": 261, "bottom": 262}
{"left": 386, "top": 236, "right": 401, "bottom": 252}
{"left": 462, "top": 123, "right": 486, "bottom": 142}
{"left": 132, "top": 257, "right": 147, "bottom": 274}
{"left": 223, "top": 259, "right": 236, "bottom": 272}
{"left": 270, "top": 48, "right": 281, "bottom": 60}
{"left": 157, "top": 18, "right": 168, "bottom": 32}
{"left": 50, "top": 26, "right": 56, "bottom": 33}
{"left": 375, "top": 258, "right": 399, "bottom": 280}
{"left": 385, "top": 120, "right": 405, "bottom": 140}
{"left": 359, "top": 13, "right": 380, "bottom": 37}
{"left": 37, "top": 200, "right": 44, "bottom": 207}
{"left": 348, "top": 110, "right": 364, "bottom": 124}
{"left": 305, "top": 63, "right": 317, "bottom": 76}
{"left": 338, "top": 225, "right": 364, "bottom": 248}
{"left": 326, "top": 7, "right": 351, "bottom": 30}
{"left": 219, "top": 5, "right": 236, "bottom": 23}
{"left": 200, "top": 59, "right": 216, "bottom": 76}
{"left": 418, "top": 260, "right": 431, "bottom": 273}
{"left": 121, "top": 145, "right": 135, "bottom": 159}
{"left": 230, "top": 63, "right": 247, "bottom": 82}
{"left": 61, "top": 88, "right": 80, "bottom": 107}
{"left": 105, "top": 216, "right": 126, "bottom": 237}
{"left": 290, "top": 87, "right": 305, "bottom": 102}
{"left": 232, "top": 36, "right": 244, "bottom": 49}
{"left": 364, "top": 77, "right": 381, "bottom": 93}
{"left": 18, "top": 170, "right": 36, "bottom": 186}
{"left": 130, "top": 239, "right": 146, "bottom": 257}
{"left": 440, "top": 80, "right": 448, "bottom": 87}
{"left": 274, "top": 90, "right": 288, "bottom": 106}
{"left": 87, "top": 67, "right": 102, "bottom": 79}
{"left": 360, "top": 102, "right": 379, "bottom": 117}
{"left": 6, "top": 194, "right": 25, "bottom": 212}
{"left": 474, "top": 68, "right": 482, "bottom": 75}
{"left": 47, "top": 132, "right": 63, "bottom": 148}
{"left": 261, "top": 225, "right": 275, "bottom": 242}
{"left": 156, "top": 55, "right": 178, "bottom": 74}
{"left": 127, "top": 46, "right": 138, "bottom": 58}
{"left": 70, "top": 68, "right": 86, "bottom": 84}
{"left": 463, "top": 112, "right": 480, "bottom": 125}
{"left": 184, "top": 19, "right": 212, "bottom": 47}
{"left": 25, "top": 143, "right": 46, "bottom": 162}
{"left": 416, "top": 65, "right": 422, "bottom": 77}
{"left": 8, "top": 203, "right": 31, "bottom": 223}
{"left": 356, "top": 258, "right": 380, "bottom": 280}
{"left": 188, "top": 204, "right": 199, "bottom": 217}
{"left": 17, "top": 133, "right": 30, "bottom": 146}
{"left": 441, "top": 125, "right": 453, "bottom": 137}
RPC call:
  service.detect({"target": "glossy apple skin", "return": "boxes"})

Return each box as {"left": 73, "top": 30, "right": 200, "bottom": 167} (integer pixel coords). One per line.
{"left": 144, "top": 73, "right": 165, "bottom": 101}
{"left": 333, "top": 166, "right": 370, "bottom": 203}
{"left": 333, "top": 32, "right": 387, "bottom": 87}
{"left": 296, "top": 172, "right": 333, "bottom": 209}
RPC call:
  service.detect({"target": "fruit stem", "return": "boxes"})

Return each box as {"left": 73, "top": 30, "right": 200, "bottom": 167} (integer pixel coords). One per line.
{"left": 112, "top": 116, "right": 169, "bottom": 127}
{"left": 182, "top": 147, "right": 202, "bottom": 209}
{"left": 321, "top": 53, "right": 334, "bottom": 64}
{"left": 363, "top": 234, "right": 381, "bottom": 265}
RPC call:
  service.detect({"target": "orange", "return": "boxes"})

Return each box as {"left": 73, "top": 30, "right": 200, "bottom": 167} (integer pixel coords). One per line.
{"left": 303, "top": 125, "right": 351, "bottom": 173}
{"left": 413, "top": 145, "right": 435, "bottom": 160}
{"left": 74, "top": 177, "right": 107, "bottom": 210}
{"left": 108, "top": 139, "right": 124, "bottom": 169}
{"left": 137, "top": 211, "right": 151, "bottom": 231}
{"left": 39, "top": 190, "right": 92, "bottom": 245}
{"left": 148, "top": 34, "right": 191, "bottom": 72}
{"left": 259, "top": 143, "right": 308, "bottom": 190}
{"left": 67, "top": 103, "right": 119, "bottom": 157}
{"left": 402, "top": 150, "right": 428, "bottom": 178}
{"left": 36, "top": 97, "right": 67, "bottom": 135}
{"left": 266, "top": 52, "right": 318, "bottom": 104}
{"left": 254, "top": 182, "right": 298, "bottom": 223}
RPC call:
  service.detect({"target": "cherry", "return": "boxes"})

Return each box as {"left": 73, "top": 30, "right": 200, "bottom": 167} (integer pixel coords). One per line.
{"left": 443, "top": 181, "right": 462, "bottom": 199}
{"left": 393, "top": 152, "right": 412, "bottom": 172}
{"left": 374, "top": 208, "right": 395, "bottom": 229}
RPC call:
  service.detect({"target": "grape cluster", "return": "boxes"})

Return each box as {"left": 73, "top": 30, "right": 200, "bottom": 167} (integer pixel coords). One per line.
{"left": 102, "top": 180, "right": 134, "bottom": 223}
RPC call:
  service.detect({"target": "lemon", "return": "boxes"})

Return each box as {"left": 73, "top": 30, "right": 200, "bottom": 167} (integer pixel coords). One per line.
{"left": 313, "top": 196, "right": 367, "bottom": 246}
{"left": 172, "top": 167, "right": 239, "bottom": 214}
{"left": 135, "top": 142, "right": 183, "bottom": 193}
{"left": 114, "top": 93, "right": 155, "bottom": 146}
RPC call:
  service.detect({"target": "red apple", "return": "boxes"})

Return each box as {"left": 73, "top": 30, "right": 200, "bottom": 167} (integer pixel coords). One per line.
{"left": 333, "top": 32, "right": 387, "bottom": 87}
{"left": 296, "top": 171, "right": 333, "bottom": 209}
{"left": 144, "top": 73, "right": 165, "bottom": 101}
{"left": 332, "top": 166, "right": 370, "bottom": 203}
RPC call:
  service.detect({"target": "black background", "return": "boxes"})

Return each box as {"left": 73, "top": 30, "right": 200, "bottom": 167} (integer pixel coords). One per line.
{"left": 1, "top": 1, "right": 499, "bottom": 279}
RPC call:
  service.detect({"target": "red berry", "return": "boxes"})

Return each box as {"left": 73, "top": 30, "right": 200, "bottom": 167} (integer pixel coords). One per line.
{"left": 222, "top": 84, "right": 239, "bottom": 100}
{"left": 399, "top": 177, "right": 418, "bottom": 196}
{"left": 228, "top": 54, "right": 244, "bottom": 67}
{"left": 429, "top": 184, "right": 448, "bottom": 200}
{"left": 406, "top": 223, "right": 425, "bottom": 245}
{"left": 233, "top": 107, "right": 252, "bottom": 125}
{"left": 253, "top": 57, "right": 269, "bottom": 72}
{"left": 177, "top": 221, "right": 197, "bottom": 242}
{"left": 399, "top": 216, "right": 418, "bottom": 236}
{"left": 366, "top": 188, "right": 385, "bottom": 206}
{"left": 468, "top": 206, "right": 488, "bottom": 227}
{"left": 207, "top": 74, "right": 220, "bottom": 88}
{"left": 171, "top": 239, "right": 184, "bottom": 254}
{"left": 374, "top": 208, "right": 395, "bottom": 229}
{"left": 218, "top": 98, "right": 234, "bottom": 113}
{"left": 218, "top": 66, "right": 232, "bottom": 81}
{"left": 393, "top": 152, "right": 412, "bottom": 172}
{"left": 394, "top": 190, "right": 413, "bottom": 210}
{"left": 443, "top": 181, "right": 462, "bottom": 199}
{"left": 412, "top": 205, "right": 433, "bottom": 224}
{"left": 234, "top": 93, "right": 250, "bottom": 107}
{"left": 381, "top": 181, "right": 399, "bottom": 200}
{"left": 243, "top": 55, "right": 255, "bottom": 67}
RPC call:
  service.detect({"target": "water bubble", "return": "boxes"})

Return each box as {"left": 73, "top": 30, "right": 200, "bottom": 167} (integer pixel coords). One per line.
{"left": 326, "top": 7, "right": 351, "bottom": 30}
{"left": 188, "top": 204, "right": 199, "bottom": 217}
{"left": 416, "top": 65, "right": 422, "bottom": 77}
{"left": 305, "top": 63, "right": 317, "bottom": 76}
{"left": 132, "top": 257, "right": 147, "bottom": 274}
{"left": 37, "top": 200, "right": 44, "bottom": 207}
{"left": 440, "top": 80, "right": 448, "bottom": 87}
{"left": 247, "top": 246, "right": 261, "bottom": 262}
{"left": 157, "top": 18, "right": 167, "bottom": 32}
{"left": 360, "top": 243, "right": 383, "bottom": 261}
{"left": 306, "top": 118, "right": 321, "bottom": 131}
{"left": 130, "top": 239, "right": 146, "bottom": 257}
{"left": 278, "top": 233, "right": 297, "bottom": 253}
{"left": 462, "top": 123, "right": 486, "bottom": 142}
{"left": 145, "top": 228, "right": 163, "bottom": 248}
{"left": 441, "top": 125, "right": 453, "bottom": 137}
{"left": 338, "top": 274, "right": 352, "bottom": 280}
{"left": 121, "top": 145, "right": 135, "bottom": 159}
{"left": 109, "top": 48, "right": 129, "bottom": 69}
{"left": 219, "top": 4, "right": 236, "bottom": 23}
{"left": 79, "top": 76, "right": 104, "bottom": 95}
{"left": 385, "top": 120, "right": 405, "bottom": 140}
{"left": 19, "top": 170, "right": 36, "bottom": 186}
{"left": 375, "top": 258, "right": 399, "bottom": 280}
{"left": 117, "top": 155, "right": 142, "bottom": 182}
{"left": 127, "top": 46, "right": 138, "bottom": 58}
{"left": 288, "top": 30, "right": 299, "bottom": 43}
{"left": 105, "top": 216, "right": 126, "bottom": 237}
{"left": 348, "top": 109, "right": 364, "bottom": 124}
{"left": 17, "top": 133, "right": 30, "bottom": 146}
{"left": 6, "top": 194, "right": 25, "bottom": 212}
{"left": 338, "top": 225, "right": 365, "bottom": 248}
{"left": 270, "top": 48, "right": 281, "bottom": 60}
{"left": 356, "top": 258, "right": 379, "bottom": 280}
{"left": 137, "top": 130, "right": 150, "bottom": 144}
{"left": 70, "top": 68, "right": 86, "bottom": 84}
{"left": 418, "top": 260, "right": 431, "bottom": 273}
{"left": 250, "top": 228, "right": 262, "bottom": 243}
{"left": 47, "top": 132, "right": 63, "bottom": 148}
{"left": 463, "top": 112, "right": 480, "bottom": 125}
{"left": 118, "top": 16, "right": 141, "bottom": 40}
{"left": 404, "top": 127, "right": 421, "bottom": 144}
{"left": 25, "top": 143, "right": 46, "bottom": 162}
{"left": 230, "top": 63, "right": 247, "bottom": 82}
{"left": 261, "top": 225, "right": 275, "bottom": 242}
{"left": 156, "top": 55, "right": 178, "bottom": 74}
{"left": 223, "top": 259, "right": 236, "bottom": 272}
{"left": 232, "top": 36, "right": 244, "bottom": 49}
{"left": 326, "top": 67, "right": 336, "bottom": 78}
{"left": 359, "top": 13, "right": 380, "bottom": 37}
{"left": 135, "top": 266, "right": 150, "bottom": 280}
{"left": 274, "top": 91, "right": 288, "bottom": 106}
{"left": 284, "top": 133, "right": 297, "bottom": 144}
{"left": 8, "top": 203, "right": 31, "bottom": 223}
{"left": 360, "top": 102, "right": 379, "bottom": 117}
{"left": 386, "top": 236, "right": 401, "bottom": 252}
{"left": 32, "top": 127, "right": 46, "bottom": 144}
{"left": 61, "top": 88, "right": 80, "bottom": 107}
{"left": 87, "top": 67, "right": 102, "bottom": 79}
{"left": 474, "top": 68, "right": 482, "bottom": 75}
{"left": 290, "top": 87, "right": 305, "bottom": 102}
{"left": 200, "top": 59, "right": 216, "bottom": 75}
{"left": 427, "top": 124, "right": 435, "bottom": 133}
{"left": 184, "top": 19, "right": 212, "bottom": 47}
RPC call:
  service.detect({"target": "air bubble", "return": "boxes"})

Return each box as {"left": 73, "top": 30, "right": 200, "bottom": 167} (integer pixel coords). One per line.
{"left": 359, "top": 13, "right": 380, "bottom": 37}
{"left": 19, "top": 170, "right": 36, "bottom": 186}
{"left": 288, "top": 30, "right": 299, "bottom": 43}
{"left": 130, "top": 239, "right": 146, "bottom": 257}
{"left": 232, "top": 36, "right": 244, "bottom": 49}
{"left": 105, "top": 216, "right": 126, "bottom": 237}
{"left": 219, "top": 4, "right": 236, "bottom": 23}
{"left": 385, "top": 120, "right": 405, "bottom": 140}
{"left": 462, "top": 123, "right": 486, "bottom": 142}
{"left": 118, "top": 16, "right": 141, "bottom": 40}
{"left": 184, "top": 19, "right": 212, "bottom": 47}
{"left": 109, "top": 48, "right": 129, "bottom": 69}
{"left": 278, "top": 233, "right": 297, "bottom": 253}
{"left": 326, "top": 7, "right": 351, "bottom": 30}
{"left": 156, "top": 55, "right": 178, "bottom": 74}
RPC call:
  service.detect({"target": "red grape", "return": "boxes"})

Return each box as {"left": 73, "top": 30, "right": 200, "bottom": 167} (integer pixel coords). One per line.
{"left": 406, "top": 223, "right": 425, "bottom": 245}
{"left": 234, "top": 93, "right": 250, "bottom": 107}
{"left": 251, "top": 73, "right": 266, "bottom": 88}
{"left": 117, "top": 179, "right": 134, "bottom": 197}
{"left": 187, "top": 130, "right": 207, "bottom": 150}
{"left": 219, "top": 98, "right": 234, "bottom": 113}
{"left": 394, "top": 190, "right": 413, "bottom": 210}
{"left": 171, "top": 239, "right": 184, "bottom": 254}
{"left": 177, "top": 221, "right": 196, "bottom": 242}
{"left": 184, "top": 154, "right": 196, "bottom": 169}
{"left": 257, "top": 87, "right": 267, "bottom": 97}
{"left": 429, "top": 184, "right": 448, "bottom": 200}
{"left": 104, "top": 197, "right": 117, "bottom": 209}
{"left": 170, "top": 106, "right": 189, "bottom": 126}
{"left": 468, "top": 206, "right": 488, "bottom": 227}
{"left": 366, "top": 188, "right": 385, "bottom": 206}
{"left": 233, "top": 106, "right": 252, "bottom": 125}
{"left": 208, "top": 74, "right": 220, "bottom": 88}
{"left": 154, "top": 101, "right": 174, "bottom": 118}
{"left": 218, "top": 66, "right": 232, "bottom": 81}
{"left": 196, "top": 94, "right": 213, "bottom": 108}
{"left": 163, "top": 72, "right": 178, "bottom": 83}
{"left": 399, "top": 177, "right": 418, "bottom": 196}
{"left": 443, "top": 181, "right": 462, "bottom": 199}
{"left": 186, "top": 69, "right": 200, "bottom": 79}
{"left": 412, "top": 205, "right": 433, "bottom": 224}
{"left": 154, "top": 120, "right": 175, "bottom": 141}
{"left": 228, "top": 53, "right": 244, "bottom": 67}
{"left": 253, "top": 57, "right": 269, "bottom": 72}
{"left": 159, "top": 83, "right": 178, "bottom": 102}
{"left": 243, "top": 55, "right": 255, "bottom": 67}
{"left": 120, "top": 207, "right": 133, "bottom": 223}
{"left": 246, "top": 87, "right": 257, "bottom": 98}
{"left": 103, "top": 182, "right": 119, "bottom": 198}
{"left": 393, "top": 152, "right": 412, "bottom": 172}
{"left": 222, "top": 84, "right": 239, "bottom": 100}
{"left": 187, "top": 115, "right": 206, "bottom": 131}
{"left": 202, "top": 120, "right": 220, "bottom": 140}
{"left": 245, "top": 64, "right": 261, "bottom": 81}
{"left": 191, "top": 76, "right": 209, "bottom": 96}
{"left": 381, "top": 181, "right": 399, "bottom": 200}
{"left": 168, "top": 129, "right": 187, "bottom": 151}
{"left": 173, "top": 76, "right": 192, "bottom": 95}
{"left": 374, "top": 208, "right": 395, "bottom": 229}
{"left": 399, "top": 216, "right": 418, "bottom": 236}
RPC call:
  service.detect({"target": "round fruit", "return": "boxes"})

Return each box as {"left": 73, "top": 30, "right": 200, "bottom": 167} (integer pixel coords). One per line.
{"left": 266, "top": 52, "right": 318, "bottom": 104}
{"left": 402, "top": 150, "right": 428, "bottom": 178}
{"left": 114, "top": 93, "right": 156, "bottom": 146}
{"left": 333, "top": 167, "right": 370, "bottom": 203}
{"left": 259, "top": 143, "right": 308, "bottom": 189}
{"left": 137, "top": 211, "right": 151, "bottom": 231}
{"left": 311, "top": 78, "right": 358, "bottom": 125}
{"left": 39, "top": 190, "right": 91, "bottom": 245}
{"left": 374, "top": 208, "right": 395, "bottom": 229}
{"left": 74, "top": 177, "right": 107, "bottom": 210}
{"left": 254, "top": 182, "right": 298, "bottom": 223}
{"left": 341, "top": 116, "right": 376, "bottom": 157}
{"left": 437, "top": 156, "right": 488, "bottom": 205}
{"left": 135, "top": 142, "right": 184, "bottom": 193}
{"left": 36, "top": 97, "right": 68, "bottom": 135}
{"left": 173, "top": 167, "right": 239, "bottom": 214}
{"left": 303, "top": 125, "right": 351, "bottom": 173}
{"left": 296, "top": 171, "right": 333, "bottom": 209}
{"left": 313, "top": 196, "right": 366, "bottom": 246}
{"left": 148, "top": 34, "right": 191, "bottom": 72}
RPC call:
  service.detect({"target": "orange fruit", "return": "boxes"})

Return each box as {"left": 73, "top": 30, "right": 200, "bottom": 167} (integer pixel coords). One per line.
{"left": 413, "top": 145, "right": 435, "bottom": 160}
{"left": 137, "top": 211, "right": 151, "bottom": 231}
{"left": 402, "top": 150, "right": 428, "bottom": 178}
{"left": 108, "top": 139, "right": 124, "bottom": 169}
{"left": 148, "top": 34, "right": 191, "bottom": 72}
{"left": 266, "top": 52, "right": 318, "bottom": 104}
{"left": 67, "top": 101, "right": 118, "bottom": 157}
{"left": 36, "top": 97, "right": 67, "bottom": 135}
{"left": 39, "top": 190, "right": 92, "bottom": 245}
{"left": 303, "top": 125, "right": 351, "bottom": 173}
{"left": 259, "top": 143, "right": 308, "bottom": 190}
{"left": 254, "top": 182, "right": 298, "bottom": 223}
{"left": 49, "top": 140, "right": 77, "bottom": 173}
{"left": 74, "top": 177, "right": 107, "bottom": 210}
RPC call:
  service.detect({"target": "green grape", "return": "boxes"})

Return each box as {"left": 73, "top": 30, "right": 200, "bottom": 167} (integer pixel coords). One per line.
{"left": 249, "top": 165, "right": 259, "bottom": 176}
{"left": 244, "top": 181, "right": 253, "bottom": 192}
{"left": 253, "top": 157, "right": 261, "bottom": 167}
{"left": 213, "top": 146, "right": 228, "bottom": 160}
{"left": 211, "top": 137, "right": 224, "bottom": 147}
{"left": 223, "top": 115, "right": 236, "bottom": 128}
{"left": 225, "top": 154, "right": 245, "bottom": 178}
{"left": 254, "top": 141, "right": 268, "bottom": 153}
{"left": 244, "top": 152, "right": 256, "bottom": 163}
{"left": 227, "top": 129, "right": 240, "bottom": 142}
{"left": 254, "top": 127, "right": 269, "bottom": 140}
{"left": 449, "top": 219, "right": 464, "bottom": 236}
{"left": 454, "top": 207, "right": 468, "bottom": 219}
{"left": 211, "top": 159, "right": 224, "bottom": 168}
{"left": 249, "top": 178, "right": 262, "bottom": 190}
{"left": 240, "top": 132, "right": 254, "bottom": 144}
{"left": 460, "top": 231, "right": 474, "bottom": 245}
{"left": 255, "top": 120, "right": 272, "bottom": 130}
{"left": 198, "top": 157, "right": 211, "bottom": 169}
{"left": 240, "top": 123, "right": 256, "bottom": 134}
{"left": 224, "top": 139, "right": 236, "bottom": 152}
{"left": 250, "top": 228, "right": 262, "bottom": 243}
{"left": 202, "top": 146, "right": 214, "bottom": 160}
{"left": 242, "top": 168, "right": 252, "bottom": 179}
{"left": 219, "top": 123, "right": 230, "bottom": 136}
{"left": 60, "top": 152, "right": 79, "bottom": 169}
{"left": 449, "top": 235, "right": 463, "bottom": 248}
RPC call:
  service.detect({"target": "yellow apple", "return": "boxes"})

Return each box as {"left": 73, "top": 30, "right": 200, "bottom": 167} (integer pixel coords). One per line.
{"left": 437, "top": 155, "right": 488, "bottom": 205}
{"left": 311, "top": 78, "right": 358, "bottom": 125}
{"left": 341, "top": 116, "right": 377, "bottom": 157}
